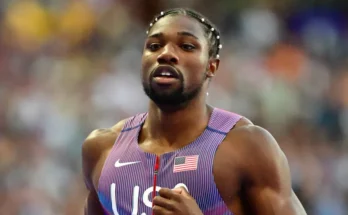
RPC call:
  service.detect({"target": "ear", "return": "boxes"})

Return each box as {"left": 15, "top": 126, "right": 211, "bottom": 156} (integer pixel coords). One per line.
{"left": 206, "top": 58, "right": 220, "bottom": 78}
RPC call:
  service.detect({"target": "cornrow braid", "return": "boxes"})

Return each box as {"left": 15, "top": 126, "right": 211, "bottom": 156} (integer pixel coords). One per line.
{"left": 146, "top": 8, "right": 222, "bottom": 59}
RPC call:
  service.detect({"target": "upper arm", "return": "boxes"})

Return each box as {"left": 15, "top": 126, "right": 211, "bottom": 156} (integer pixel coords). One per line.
{"left": 84, "top": 188, "right": 105, "bottom": 215}
{"left": 82, "top": 120, "right": 126, "bottom": 189}
{"left": 82, "top": 129, "right": 110, "bottom": 191}
{"left": 241, "top": 126, "right": 307, "bottom": 215}
{"left": 82, "top": 129, "right": 111, "bottom": 214}
{"left": 82, "top": 120, "right": 126, "bottom": 214}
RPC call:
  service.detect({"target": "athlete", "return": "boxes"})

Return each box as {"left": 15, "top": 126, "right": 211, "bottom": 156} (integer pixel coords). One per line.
{"left": 82, "top": 8, "right": 307, "bottom": 215}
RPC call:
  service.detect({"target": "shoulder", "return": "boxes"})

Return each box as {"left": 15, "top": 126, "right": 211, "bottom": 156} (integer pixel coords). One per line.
{"left": 223, "top": 118, "right": 288, "bottom": 180}
{"left": 82, "top": 119, "right": 127, "bottom": 189}
{"left": 82, "top": 119, "right": 127, "bottom": 158}
{"left": 233, "top": 123, "right": 284, "bottom": 158}
{"left": 225, "top": 115, "right": 283, "bottom": 157}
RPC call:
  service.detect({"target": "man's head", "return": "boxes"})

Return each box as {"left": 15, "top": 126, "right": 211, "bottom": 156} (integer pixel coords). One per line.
{"left": 141, "top": 8, "right": 222, "bottom": 108}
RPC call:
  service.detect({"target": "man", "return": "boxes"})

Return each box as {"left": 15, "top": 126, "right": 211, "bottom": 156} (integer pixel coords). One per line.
{"left": 82, "top": 8, "right": 307, "bottom": 215}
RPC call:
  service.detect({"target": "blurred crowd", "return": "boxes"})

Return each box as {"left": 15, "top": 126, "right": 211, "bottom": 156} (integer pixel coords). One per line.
{"left": 0, "top": 0, "right": 348, "bottom": 214}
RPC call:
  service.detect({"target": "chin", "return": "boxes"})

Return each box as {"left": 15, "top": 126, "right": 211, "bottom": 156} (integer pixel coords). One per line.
{"left": 145, "top": 88, "right": 185, "bottom": 106}
{"left": 143, "top": 83, "right": 202, "bottom": 108}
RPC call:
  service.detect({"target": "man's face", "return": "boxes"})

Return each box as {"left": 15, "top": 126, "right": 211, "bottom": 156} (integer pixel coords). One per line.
{"left": 141, "top": 15, "right": 211, "bottom": 106}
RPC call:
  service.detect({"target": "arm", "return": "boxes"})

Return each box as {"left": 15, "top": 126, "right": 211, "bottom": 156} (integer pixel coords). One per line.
{"left": 82, "top": 121, "right": 126, "bottom": 214}
{"left": 84, "top": 189, "right": 105, "bottom": 214}
{"left": 82, "top": 129, "right": 108, "bottom": 215}
{"left": 241, "top": 126, "right": 307, "bottom": 215}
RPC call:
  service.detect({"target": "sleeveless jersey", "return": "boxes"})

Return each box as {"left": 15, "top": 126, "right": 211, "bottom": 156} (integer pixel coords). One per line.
{"left": 98, "top": 108, "right": 242, "bottom": 215}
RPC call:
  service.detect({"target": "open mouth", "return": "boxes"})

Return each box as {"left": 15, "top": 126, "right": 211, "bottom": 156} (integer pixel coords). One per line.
{"left": 151, "top": 65, "right": 180, "bottom": 84}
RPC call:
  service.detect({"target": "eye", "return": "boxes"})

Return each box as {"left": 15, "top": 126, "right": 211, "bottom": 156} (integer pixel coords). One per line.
{"left": 181, "top": 44, "right": 196, "bottom": 51}
{"left": 147, "top": 43, "right": 161, "bottom": 51}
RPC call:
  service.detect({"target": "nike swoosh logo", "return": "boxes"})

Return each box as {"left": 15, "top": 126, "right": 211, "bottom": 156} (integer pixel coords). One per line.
{"left": 114, "top": 159, "right": 141, "bottom": 168}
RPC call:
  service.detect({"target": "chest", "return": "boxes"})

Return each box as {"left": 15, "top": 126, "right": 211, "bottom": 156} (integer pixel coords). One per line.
{"left": 98, "top": 146, "right": 217, "bottom": 199}
{"left": 102, "top": 137, "right": 242, "bottom": 213}
{"left": 96, "top": 138, "right": 242, "bottom": 214}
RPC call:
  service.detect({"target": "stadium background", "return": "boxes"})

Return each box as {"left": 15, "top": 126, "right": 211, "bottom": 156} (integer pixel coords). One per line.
{"left": 0, "top": 0, "right": 348, "bottom": 214}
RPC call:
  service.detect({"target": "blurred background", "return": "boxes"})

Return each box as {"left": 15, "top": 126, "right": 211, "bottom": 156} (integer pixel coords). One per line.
{"left": 0, "top": 0, "right": 348, "bottom": 214}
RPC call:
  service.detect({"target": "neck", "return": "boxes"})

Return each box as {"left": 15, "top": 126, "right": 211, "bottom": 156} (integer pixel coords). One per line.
{"left": 144, "top": 95, "right": 212, "bottom": 147}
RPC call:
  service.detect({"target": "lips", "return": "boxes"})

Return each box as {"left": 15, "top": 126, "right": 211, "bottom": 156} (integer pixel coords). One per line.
{"left": 151, "top": 65, "right": 180, "bottom": 79}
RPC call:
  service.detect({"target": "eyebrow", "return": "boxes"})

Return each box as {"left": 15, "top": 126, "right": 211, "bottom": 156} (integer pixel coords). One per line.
{"left": 148, "top": 33, "right": 163, "bottom": 39}
{"left": 148, "top": 31, "right": 199, "bottom": 40}
{"left": 177, "top": 31, "right": 199, "bottom": 40}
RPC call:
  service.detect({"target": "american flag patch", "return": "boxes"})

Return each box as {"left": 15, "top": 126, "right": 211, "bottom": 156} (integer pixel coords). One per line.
{"left": 173, "top": 155, "right": 199, "bottom": 173}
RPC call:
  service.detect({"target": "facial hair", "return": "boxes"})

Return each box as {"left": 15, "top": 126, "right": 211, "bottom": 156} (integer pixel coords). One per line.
{"left": 142, "top": 72, "right": 206, "bottom": 107}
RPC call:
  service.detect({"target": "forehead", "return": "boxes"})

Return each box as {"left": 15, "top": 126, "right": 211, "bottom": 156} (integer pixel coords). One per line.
{"left": 149, "top": 15, "right": 206, "bottom": 40}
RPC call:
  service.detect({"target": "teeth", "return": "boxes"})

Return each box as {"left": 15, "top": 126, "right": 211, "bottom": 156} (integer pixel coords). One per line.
{"left": 161, "top": 72, "right": 171, "bottom": 76}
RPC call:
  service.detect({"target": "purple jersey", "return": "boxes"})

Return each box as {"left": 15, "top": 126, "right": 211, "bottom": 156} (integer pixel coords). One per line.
{"left": 98, "top": 108, "right": 242, "bottom": 215}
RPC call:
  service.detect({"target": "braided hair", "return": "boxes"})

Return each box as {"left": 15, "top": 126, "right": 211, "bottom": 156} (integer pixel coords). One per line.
{"left": 146, "top": 8, "right": 222, "bottom": 59}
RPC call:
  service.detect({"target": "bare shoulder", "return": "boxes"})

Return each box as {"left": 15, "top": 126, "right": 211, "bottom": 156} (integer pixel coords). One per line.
{"left": 82, "top": 119, "right": 127, "bottom": 189}
{"left": 229, "top": 117, "right": 284, "bottom": 159}
{"left": 82, "top": 119, "right": 127, "bottom": 158}
{"left": 221, "top": 117, "right": 288, "bottom": 179}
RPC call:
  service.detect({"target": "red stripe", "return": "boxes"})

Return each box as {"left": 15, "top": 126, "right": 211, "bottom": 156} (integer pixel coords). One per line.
{"left": 174, "top": 168, "right": 197, "bottom": 172}
{"left": 175, "top": 165, "right": 197, "bottom": 168}
{"left": 175, "top": 162, "right": 197, "bottom": 166}
{"left": 175, "top": 166, "right": 197, "bottom": 170}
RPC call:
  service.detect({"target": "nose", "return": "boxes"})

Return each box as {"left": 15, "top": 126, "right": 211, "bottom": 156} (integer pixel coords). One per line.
{"left": 157, "top": 44, "right": 179, "bottom": 64}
